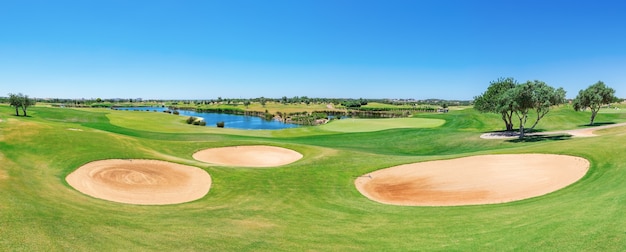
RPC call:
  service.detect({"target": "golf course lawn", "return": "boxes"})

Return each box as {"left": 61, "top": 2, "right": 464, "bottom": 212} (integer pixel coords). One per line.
{"left": 318, "top": 117, "right": 445, "bottom": 132}
{"left": 1, "top": 104, "right": 626, "bottom": 250}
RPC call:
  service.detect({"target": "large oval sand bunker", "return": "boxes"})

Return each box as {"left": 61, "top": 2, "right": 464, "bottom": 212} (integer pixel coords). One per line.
{"left": 355, "top": 154, "right": 589, "bottom": 206}
{"left": 193, "top": 145, "right": 303, "bottom": 167}
{"left": 66, "top": 159, "right": 212, "bottom": 205}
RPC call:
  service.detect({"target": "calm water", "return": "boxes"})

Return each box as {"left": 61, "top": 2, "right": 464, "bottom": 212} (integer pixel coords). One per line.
{"left": 118, "top": 107, "right": 300, "bottom": 130}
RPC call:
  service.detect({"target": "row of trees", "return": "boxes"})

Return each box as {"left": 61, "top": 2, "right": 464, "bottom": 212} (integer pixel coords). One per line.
{"left": 175, "top": 97, "right": 465, "bottom": 108}
{"left": 8, "top": 93, "right": 35, "bottom": 117}
{"left": 474, "top": 78, "right": 566, "bottom": 137}
{"left": 475, "top": 78, "right": 618, "bottom": 137}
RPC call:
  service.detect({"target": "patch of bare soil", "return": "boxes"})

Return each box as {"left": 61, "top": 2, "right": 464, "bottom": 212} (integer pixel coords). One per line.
{"left": 355, "top": 154, "right": 589, "bottom": 206}
{"left": 192, "top": 145, "right": 303, "bottom": 167}
{"left": 66, "top": 159, "right": 211, "bottom": 205}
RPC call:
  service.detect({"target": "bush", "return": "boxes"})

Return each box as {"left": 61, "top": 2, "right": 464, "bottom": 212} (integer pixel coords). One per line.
{"left": 186, "top": 117, "right": 195, "bottom": 124}
{"left": 216, "top": 121, "right": 225, "bottom": 128}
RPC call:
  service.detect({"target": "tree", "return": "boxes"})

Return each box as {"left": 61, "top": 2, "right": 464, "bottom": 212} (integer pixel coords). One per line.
{"left": 473, "top": 77, "right": 517, "bottom": 131}
{"left": 527, "top": 81, "right": 566, "bottom": 130}
{"left": 260, "top": 97, "right": 267, "bottom": 107}
{"left": 508, "top": 82, "right": 535, "bottom": 138}
{"left": 507, "top": 80, "right": 566, "bottom": 138}
{"left": 7, "top": 93, "right": 35, "bottom": 117}
{"left": 20, "top": 94, "right": 35, "bottom": 117}
{"left": 243, "top": 100, "right": 251, "bottom": 108}
{"left": 573, "top": 81, "right": 617, "bottom": 125}
{"left": 8, "top": 93, "right": 21, "bottom": 116}
{"left": 475, "top": 79, "right": 565, "bottom": 138}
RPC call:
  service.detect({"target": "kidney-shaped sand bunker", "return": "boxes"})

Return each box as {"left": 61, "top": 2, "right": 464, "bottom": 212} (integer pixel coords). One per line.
{"left": 193, "top": 145, "right": 303, "bottom": 167}
{"left": 66, "top": 159, "right": 212, "bottom": 205}
{"left": 355, "top": 154, "right": 589, "bottom": 206}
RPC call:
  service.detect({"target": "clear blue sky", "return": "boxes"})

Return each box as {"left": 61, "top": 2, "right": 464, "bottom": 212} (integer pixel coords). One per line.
{"left": 1, "top": 0, "right": 625, "bottom": 100}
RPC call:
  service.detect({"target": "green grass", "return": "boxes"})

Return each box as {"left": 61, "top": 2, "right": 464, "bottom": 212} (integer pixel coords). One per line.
{"left": 318, "top": 117, "right": 445, "bottom": 132}
{"left": 1, "top": 104, "right": 626, "bottom": 251}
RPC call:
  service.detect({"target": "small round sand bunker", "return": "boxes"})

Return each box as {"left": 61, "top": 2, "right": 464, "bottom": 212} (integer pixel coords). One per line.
{"left": 192, "top": 145, "right": 303, "bottom": 167}
{"left": 355, "top": 154, "right": 589, "bottom": 206}
{"left": 66, "top": 159, "right": 212, "bottom": 205}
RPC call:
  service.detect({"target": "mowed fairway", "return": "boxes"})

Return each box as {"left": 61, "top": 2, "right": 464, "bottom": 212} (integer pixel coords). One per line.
{"left": 1, "top": 104, "right": 626, "bottom": 250}
{"left": 319, "top": 118, "right": 445, "bottom": 132}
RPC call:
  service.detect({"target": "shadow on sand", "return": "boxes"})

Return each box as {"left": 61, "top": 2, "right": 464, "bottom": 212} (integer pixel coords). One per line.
{"left": 506, "top": 134, "right": 573, "bottom": 143}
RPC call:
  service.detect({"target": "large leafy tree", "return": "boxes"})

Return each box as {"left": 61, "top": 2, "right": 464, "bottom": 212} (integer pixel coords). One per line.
{"left": 528, "top": 81, "right": 566, "bottom": 130}
{"left": 573, "top": 81, "right": 617, "bottom": 125}
{"left": 507, "top": 82, "right": 535, "bottom": 138}
{"left": 475, "top": 78, "right": 565, "bottom": 138}
{"left": 473, "top": 77, "right": 517, "bottom": 131}
{"left": 507, "top": 80, "right": 565, "bottom": 138}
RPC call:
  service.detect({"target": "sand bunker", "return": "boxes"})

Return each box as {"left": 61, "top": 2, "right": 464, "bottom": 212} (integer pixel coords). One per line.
{"left": 481, "top": 122, "right": 626, "bottom": 139}
{"left": 355, "top": 154, "right": 589, "bottom": 206}
{"left": 192, "top": 145, "right": 303, "bottom": 167}
{"left": 66, "top": 159, "right": 212, "bottom": 205}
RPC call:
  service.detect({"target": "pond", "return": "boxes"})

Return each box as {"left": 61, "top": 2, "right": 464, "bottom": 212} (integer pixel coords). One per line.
{"left": 117, "top": 107, "right": 300, "bottom": 130}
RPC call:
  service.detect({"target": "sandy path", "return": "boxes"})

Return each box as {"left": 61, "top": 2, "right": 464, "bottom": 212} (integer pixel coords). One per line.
{"left": 193, "top": 145, "right": 303, "bottom": 167}
{"left": 355, "top": 154, "right": 589, "bottom": 206}
{"left": 66, "top": 159, "right": 212, "bottom": 205}
{"left": 481, "top": 122, "right": 626, "bottom": 139}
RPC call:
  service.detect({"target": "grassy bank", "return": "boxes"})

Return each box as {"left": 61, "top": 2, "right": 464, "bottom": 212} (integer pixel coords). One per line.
{"left": 1, "top": 104, "right": 625, "bottom": 250}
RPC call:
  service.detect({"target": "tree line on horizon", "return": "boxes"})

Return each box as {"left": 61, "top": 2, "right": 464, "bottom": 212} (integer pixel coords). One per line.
{"left": 0, "top": 96, "right": 472, "bottom": 108}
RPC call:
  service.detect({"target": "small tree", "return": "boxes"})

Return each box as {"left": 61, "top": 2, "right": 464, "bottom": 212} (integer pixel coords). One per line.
{"left": 7, "top": 93, "right": 35, "bottom": 117}
{"left": 8, "top": 93, "right": 21, "bottom": 116}
{"left": 20, "top": 94, "right": 34, "bottom": 117}
{"left": 260, "top": 97, "right": 267, "bottom": 107}
{"left": 573, "top": 81, "right": 617, "bottom": 125}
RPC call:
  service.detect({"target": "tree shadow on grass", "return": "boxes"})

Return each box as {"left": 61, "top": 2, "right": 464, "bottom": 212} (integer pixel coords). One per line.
{"left": 9, "top": 114, "right": 32, "bottom": 118}
{"left": 506, "top": 134, "right": 573, "bottom": 143}
{"left": 578, "top": 122, "right": 616, "bottom": 127}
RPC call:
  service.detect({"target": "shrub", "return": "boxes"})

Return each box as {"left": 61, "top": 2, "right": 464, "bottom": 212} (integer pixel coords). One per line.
{"left": 186, "top": 117, "right": 196, "bottom": 124}
{"left": 216, "top": 121, "right": 225, "bottom": 128}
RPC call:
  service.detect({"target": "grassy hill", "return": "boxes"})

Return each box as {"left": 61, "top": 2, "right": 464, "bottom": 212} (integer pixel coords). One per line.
{"left": 1, "top": 104, "right": 625, "bottom": 250}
